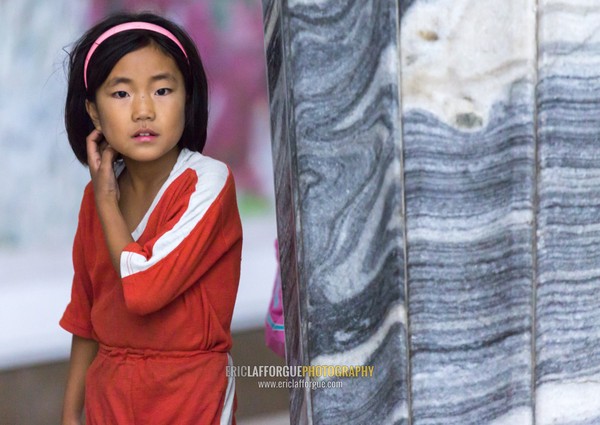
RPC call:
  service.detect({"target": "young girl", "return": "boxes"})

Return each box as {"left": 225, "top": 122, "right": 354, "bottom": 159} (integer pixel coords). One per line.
{"left": 60, "top": 12, "right": 242, "bottom": 425}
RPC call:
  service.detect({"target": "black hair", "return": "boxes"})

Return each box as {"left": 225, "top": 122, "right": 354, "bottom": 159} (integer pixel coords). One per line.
{"left": 65, "top": 12, "right": 208, "bottom": 164}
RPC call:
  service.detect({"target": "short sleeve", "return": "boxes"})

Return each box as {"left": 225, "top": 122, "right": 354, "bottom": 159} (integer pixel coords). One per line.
{"left": 119, "top": 163, "right": 243, "bottom": 316}
{"left": 59, "top": 185, "right": 95, "bottom": 339}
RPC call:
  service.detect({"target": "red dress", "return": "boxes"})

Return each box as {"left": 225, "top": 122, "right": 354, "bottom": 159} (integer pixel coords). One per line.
{"left": 60, "top": 149, "right": 242, "bottom": 424}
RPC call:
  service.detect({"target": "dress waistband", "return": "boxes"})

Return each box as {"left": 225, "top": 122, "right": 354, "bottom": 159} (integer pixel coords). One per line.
{"left": 98, "top": 343, "right": 227, "bottom": 359}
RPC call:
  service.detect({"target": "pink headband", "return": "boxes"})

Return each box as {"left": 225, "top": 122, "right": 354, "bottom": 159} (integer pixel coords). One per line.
{"left": 84, "top": 22, "right": 188, "bottom": 89}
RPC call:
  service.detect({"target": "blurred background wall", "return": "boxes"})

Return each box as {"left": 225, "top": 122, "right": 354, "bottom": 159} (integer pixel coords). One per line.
{"left": 0, "top": 0, "right": 288, "bottom": 423}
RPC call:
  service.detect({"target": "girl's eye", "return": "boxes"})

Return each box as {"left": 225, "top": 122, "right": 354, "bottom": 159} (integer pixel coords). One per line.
{"left": 112, "top": 91, "right": 129, "bottom": 99}
{"left": 156, "top": 88, "right": 172, "bottom": 96}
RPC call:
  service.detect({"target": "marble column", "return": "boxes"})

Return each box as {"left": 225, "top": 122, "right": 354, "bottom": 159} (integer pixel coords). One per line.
{"left": 536, "top": 1, "right": 600, "bottom": 424}
{"left": 262, "top": 1, "right": 409, "bottom": 424}
{"left": 261, "top": 0, "right": 600, "bottom": 424}
{"left": 402, "top": 1, "right": 537, "bottom": 424}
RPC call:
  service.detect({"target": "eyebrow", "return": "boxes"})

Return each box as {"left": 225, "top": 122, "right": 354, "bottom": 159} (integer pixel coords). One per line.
{"left": 105, "top": 73, "right": 178, "bottom": 88}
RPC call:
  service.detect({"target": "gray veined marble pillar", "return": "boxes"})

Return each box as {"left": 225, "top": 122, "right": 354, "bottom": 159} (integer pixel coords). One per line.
{"left": 262, "top": 1, "right": 409, "bottom": 424}
{"left": 261, "top": 1, "right": 600, "bottom": 424}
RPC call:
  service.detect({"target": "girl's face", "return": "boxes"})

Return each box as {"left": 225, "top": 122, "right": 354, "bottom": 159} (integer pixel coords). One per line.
{"left": 86, "top": 43, "right": 186, "bottom": 164}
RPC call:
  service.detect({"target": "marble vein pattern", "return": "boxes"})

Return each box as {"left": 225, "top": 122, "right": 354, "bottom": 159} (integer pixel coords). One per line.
{"left": 262, "top": 1, "right": 312, "bottom": 422}
{"left": 401, "top": 0, "right": 537, "bottom": 424}
{"left": 536, "top": 1, "right": 600, "bottom": 424}
{"left": 262, "top": 0, "right": 600, "bottom": 423}
{"left": 278, "top": 0, "right": 409, "bottom": 424}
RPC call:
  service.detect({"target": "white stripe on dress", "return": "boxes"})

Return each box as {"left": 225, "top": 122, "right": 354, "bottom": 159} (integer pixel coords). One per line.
{"left": 120, "top": 149, "right": 229, "bottom": 279}
{"left": 221, "top": 353, "right": 236, "bottom": 425}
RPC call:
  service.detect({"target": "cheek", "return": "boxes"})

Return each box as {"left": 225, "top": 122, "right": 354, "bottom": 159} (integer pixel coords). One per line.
{"left": 176, "top": 100, "right": 187, "bottom": 131}
{"left": 94, "top": 103, "right": 115, "bottom": 130}
{"left": 95, "top": 112, "right": 122, "bottom": 144}
{"left": 97, "top": 114, "right": 113, "bottom": 134}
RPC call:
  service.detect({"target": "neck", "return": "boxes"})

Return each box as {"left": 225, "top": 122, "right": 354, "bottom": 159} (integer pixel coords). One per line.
{"left": 121, "top": 148, "right": 180, "bottom": 194}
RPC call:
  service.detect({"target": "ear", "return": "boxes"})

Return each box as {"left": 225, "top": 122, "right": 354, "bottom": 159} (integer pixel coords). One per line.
{"left": 85, "top": 100, "right": 102, "bottom": 131}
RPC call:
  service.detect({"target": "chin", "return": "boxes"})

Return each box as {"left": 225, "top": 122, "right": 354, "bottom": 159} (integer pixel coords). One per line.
{"left": 122, "top": 151, "right": 161, "bottom": 162}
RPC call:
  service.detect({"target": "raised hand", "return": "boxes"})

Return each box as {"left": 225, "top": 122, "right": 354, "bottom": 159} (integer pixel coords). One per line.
{"left": 84, "top": 129, "right": 133, "bottom": 275}
{"left": 86, "top": 129, "right": 120, "bottom": 203}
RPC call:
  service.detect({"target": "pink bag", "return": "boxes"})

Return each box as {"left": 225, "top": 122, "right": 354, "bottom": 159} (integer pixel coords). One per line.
{"left": 265, "top": 241, "right": 285, "bottom": 357}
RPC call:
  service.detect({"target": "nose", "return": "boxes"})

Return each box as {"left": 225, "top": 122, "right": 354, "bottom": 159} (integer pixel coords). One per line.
{"left": 132, "top": 94, "right": 155, "bottom": 121}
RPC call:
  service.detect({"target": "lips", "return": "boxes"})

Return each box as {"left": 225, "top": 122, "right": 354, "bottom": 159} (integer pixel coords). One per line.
{"left": 133, "top": 129, "right": 158, "bottom": 137}
{"left": 132, "top": 128, "right": 159, "bottom": 142}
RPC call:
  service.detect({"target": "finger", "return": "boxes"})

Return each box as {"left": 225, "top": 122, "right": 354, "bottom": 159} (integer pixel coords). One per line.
{"left": 97, "top": 140, "right": 109, "bottom": 158}
{"left": 86, "top": 130, "right": 104, "bottom": 168}
{"left": 88, "top": 128, "right": 104, "bottom": 144}
{"left": 101, "top": 145, "right": 119, "bottom": 164}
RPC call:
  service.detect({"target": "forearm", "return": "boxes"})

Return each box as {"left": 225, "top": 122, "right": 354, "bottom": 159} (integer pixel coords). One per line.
{"left": 62, "top": 335, "right": 99, "bottom": 424}
{"left": 85, "top": 131, "right": 133, "bottom": 275}
{"left": 96, "top": 197, "right": 134, "bottom": 276}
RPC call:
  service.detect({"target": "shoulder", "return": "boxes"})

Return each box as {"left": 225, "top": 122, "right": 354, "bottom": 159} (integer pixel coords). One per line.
{"left": 173, "top": 149, "right": 234, "bottom": 194}
{"left": 83, "top": 180, "right": 94, "bottom": 198}
{"left": 177, "top": 149, "right": 230, "bottom": 179}
{"left": 161, "top": 151, "right": 238, "bottom": 229}
{"left": 78, "top": 181, "right": 95, "bottom": 217}
{"left": 72, "top": 181, "right": 98, "bottom": 242}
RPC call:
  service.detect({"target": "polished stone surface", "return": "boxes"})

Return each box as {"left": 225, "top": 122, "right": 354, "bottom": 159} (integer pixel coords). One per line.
{"left": 262, "top": 1, "right": 310, "bottom": 422}
{"left": 261, "top": 0, "right": 600, "bottom": 424}
{"left": 536, "top": 1, "right": 600, "bottom": 424}
{"left": 262, "top": 1, "right": 408, "bottom": 424}
{"left": 402, "top": 1, "right": 537, "bottom": 424}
